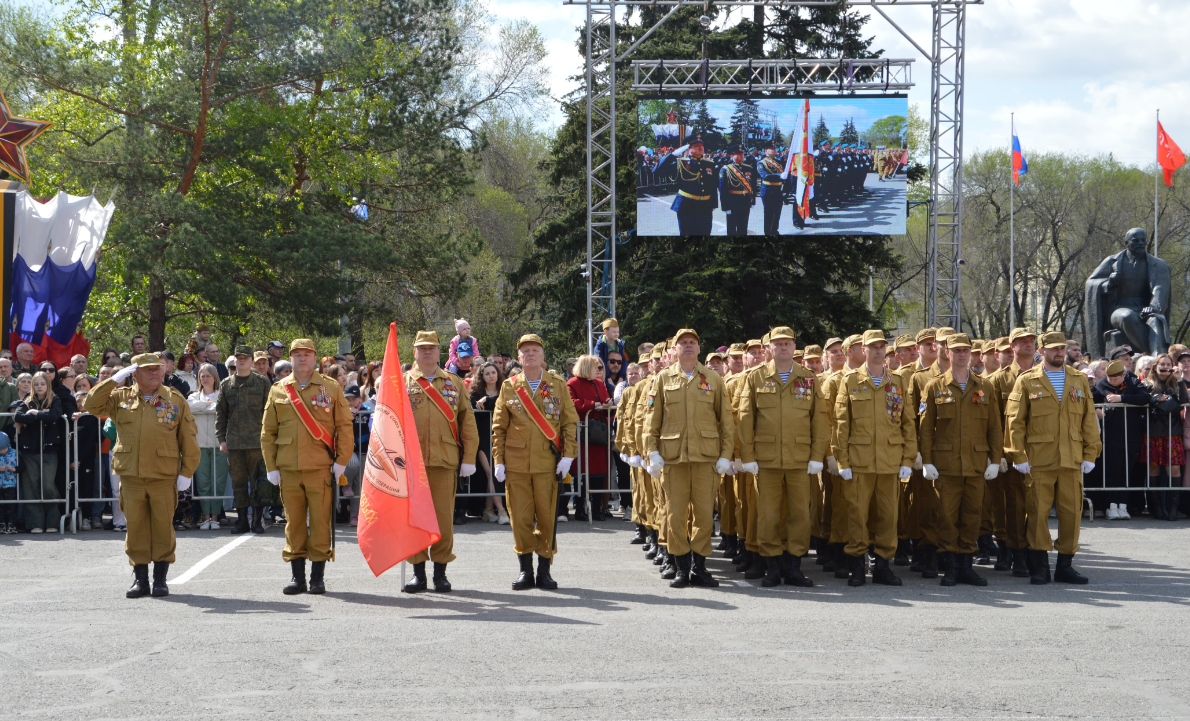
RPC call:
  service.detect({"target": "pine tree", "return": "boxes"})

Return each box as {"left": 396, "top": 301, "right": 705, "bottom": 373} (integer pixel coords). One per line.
{"left": 690, "top": 100, "right": 724, "bottom": 148}
{"left": 730, "top": 99, "right": 760, "bottom": 147}
{"left": 840, "top": 118, "right": 860, "bottom": 145}
{"left": 813, "top": 114, "right": 831, "bottom": 147}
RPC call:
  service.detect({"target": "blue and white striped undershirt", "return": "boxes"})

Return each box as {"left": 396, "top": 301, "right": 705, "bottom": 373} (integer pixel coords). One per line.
{"left": 778, "top": 371, "right": 791, "bottom": 384}
{"left": 528, "top": 380, "right": 542, "bottom": 394}
{"left": 1045, "top": 370, "right": 1065, "bottom": 402}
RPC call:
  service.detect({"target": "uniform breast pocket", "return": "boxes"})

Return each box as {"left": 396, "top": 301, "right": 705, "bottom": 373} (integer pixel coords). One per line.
{"left": 504, "top": 435, "right": 529, "bottom": 465}
{"left": 972, "top": 400, "right": 989, "bottom": 419}
{"left": 756, "top": 389, "right": 779, "bottom": 407}
{"left": 850, "top": 396, "right": 874, "bottom": 433}
{"left": 754, "top": 433, "right": 778, "bottom": 461}
{"left": 935, "top": 402, "right": 957, "bottom": 419}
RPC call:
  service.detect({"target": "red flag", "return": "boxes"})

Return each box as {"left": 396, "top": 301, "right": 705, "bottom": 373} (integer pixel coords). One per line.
{"left": 1158, "top": 121, "right": 1186, "bottom": 187}
{"left": 357, "top": 323, "right": 440, "bottom": 576}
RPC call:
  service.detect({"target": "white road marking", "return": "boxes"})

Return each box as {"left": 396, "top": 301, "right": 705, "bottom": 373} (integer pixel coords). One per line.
{"left": 172, "top": 534, "right": 257, "bottom": 585}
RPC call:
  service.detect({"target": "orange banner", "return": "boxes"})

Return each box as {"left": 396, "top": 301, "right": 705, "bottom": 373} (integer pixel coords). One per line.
{"left": 357, "top": 324, "right": 441, "bottom": 576}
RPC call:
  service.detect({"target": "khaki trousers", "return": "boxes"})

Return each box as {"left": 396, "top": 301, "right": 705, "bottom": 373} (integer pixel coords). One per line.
{"left": 1026, "top": 468, "right": 1082, "bottom": 555}
{"left": 987, "top": 469, "right": 1029, "bottom": 549}
{"left": 934, "top": 475, "right": 985, "bottom": 554}
{"left": 632, "top": 466, "right": 655, "bottom": 529}
{"left": 820, "top": 473, "right": 834, "bottom": 539}
{"left": 719, "top": 473, "right": 737, "bottom": 535}
{"left": 409, "top": 467, "right": 457, "bottom": 564}
{"left": 756, "top": 468, "right": 812, "bottom": 557}
{"left": 809, "top": 473, "right": 823, "bottom": 539}
{"left": 897, "top": 475, "right": 911, "bottom": 540}
{"left": 907, "top": 472, "right": 940, "bottom": 546}
{"left": 655, "top": 470, "right": 670, "bottom": 546}
{"left": 661, "top": 462, "right": 715, "bottom": 557}
{"left": 121, "top": 476, "right": 178, "bottom": 565}
{"left": 743, "top": 472, "right": 760, "bottom": 552}
{"left": 734, "top": 472, "right": 749, "bottom": 543}
{"left": 506, "top": 471, "right": 558, "bottom": 559}
{"left": 828, "top": 470, "right": 850, "bottom": 544}
{"left": 281, "top": 469, "right": 334, "bottom": 562}
{"left": 844, "top": 473, "right": 898, "bottom": 559}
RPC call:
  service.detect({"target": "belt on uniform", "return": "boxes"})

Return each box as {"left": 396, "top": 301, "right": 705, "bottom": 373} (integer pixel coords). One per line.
{"left": 763, "top": 181, "right": 783, "bottom": 185}
{"left": 679, "top": 191, "right": 710, "bottom": 201}
{"left": 727, "top": 190, "right": 750, "bottom": 195}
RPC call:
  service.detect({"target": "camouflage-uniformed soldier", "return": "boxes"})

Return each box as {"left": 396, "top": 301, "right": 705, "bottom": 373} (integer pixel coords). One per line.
{"left": 986, "top": 328, "right": 1038, "bottom": 576}
{"left": 1004, "top": 331, "right": 1101, "bottom": 585}
{"left": 833, "top": 330, "right": 917, "bottom": 587}
{"left": 492, "top": 334, "right": 579, "bottom": 591}
{"left": 261, "top": 339, "right": 353, "bottom": 595}
{"left": 84, "top": 354, "right": 200, "bottom": 598}
{"left": 918, "top": 333, "right": 1004, "bottom": 586}
{"left": 737, "top": 327, "right": 830, "bottom": 587}
{"left": 644, "top": 329, "right": 735, "bottom": 588}
{"left": 402, "top": 331, "right": 480, "bottom": 594}
{"left": 215, "top": 345, "right": 274, "bottom": 535}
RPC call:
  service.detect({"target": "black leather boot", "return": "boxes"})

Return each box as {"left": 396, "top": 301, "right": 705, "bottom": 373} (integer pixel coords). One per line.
{"left": 670, "top": 552, "right": 690, "bottom": 588}
{"left": 535, "top": 556, "right": 558, "bottom": 590}
{"left": 284, "top": 559, "right": 307, "bottom": 594}
{"left": 512, "top": 553, "right": 535, "bottom": 590}
{"left": 744, "top": 554, "right": 767, "bottom": 580}
{"left": 127, "top": 564, "right": 150, "bottom": 598}
{"left": 721, "top": 534, "right": 738, "bottom": 558}
{"left": 731, "top": 541, "right": 748, "bottom": 565}
{"left": 919, "top": 544, "right": 939, "bottom": 579}
{"left": 309, "top": 561, "right": 326, "bottom": 594}
{"left": 654, "top": 543, "right": 667, "bottom": 566}
{"left": 231, "top": 507, "right": 250, "bottom": 535}
{"left": 251, "top": 507, "right": 265, "bottom": 534}
{"left": 631, "top": 525, "right": 648, "bottom": 545}
{"left": 1029, "top": 549, "right": 1051, "bottom": 585}
{"left": 834, "top": 543, "right": 852, "bottom": 579}
{"left": 716, "top": 533, "right": 731, "bottom": 551}
{"left": 909, "top": 539, "right": 923, "bottom": 573}
{"left": 939, "top": 552, "right": 958, "bottom": 586}
{"left": 644, "top": 530, "right": 659, "bottom": 558}
{"left": 975, "top": 534, "right": 993, "bottom": 565}
{"left": 814, "top": 537, "right": 829, "bottom": 566}
{"left": 761, "top": 556, "right": 783, "bottom": 587}
{"left": 784, "top": 553, "right": 814, "bottom": 587}
{"left": 690, "top": 552, "right": 719, "bottom": 587}
{"left": 733, "top": 549, "right": 752, "bottom": 572}
{"left": 894, "top": 538, "right": 911, "bottom": 566}
{"left": 1054, "top": 553, "right": 1089, "bottom": 584}
{"left": 660, "top": 549, "right": 677, "bottom": 580}
{"left": 847, "top": 554, "right": 866, "bottom": 587}
{"left": 1011, "top": 547, "right": 1030, "bottom": 577}
{"left": 956, "top": 553, "right": 988, "bottom": 586}
{"left": 432, "top": 562, "right": 451, "bottom": 592}
{"left": 994, "top": 540, "right": 1011, "bottom": 571}
{"left": 403, "top": 562, "right": 428, "bottom": 593}
{"left": 872, "top": 556, "right": 903, "bottom": 586}
{"left": 151, "top": 562, "right": 170, "bottom": 597}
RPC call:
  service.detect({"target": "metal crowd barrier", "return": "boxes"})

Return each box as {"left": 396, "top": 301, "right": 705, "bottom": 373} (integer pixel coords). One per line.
{"left": 455, "top": 408, "right": 581, "bottom": 501}
{"left": 575, "top": 404, "right": 628, "bottom": 525}
{"left": 0, "top": 412, "right": 74, "bottom": 535}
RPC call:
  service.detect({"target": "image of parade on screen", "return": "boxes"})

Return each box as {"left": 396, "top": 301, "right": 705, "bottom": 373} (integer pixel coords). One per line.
{"left": 636, "top": 95, "right": 909, "bottom": 237}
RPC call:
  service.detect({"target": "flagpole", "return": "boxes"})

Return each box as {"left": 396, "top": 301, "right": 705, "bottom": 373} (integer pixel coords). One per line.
{"left": 1009, "top": 113, "right": 1015, "bottom": 330}
{"left": 1155, "top": 108, "right": 1160, "bottom": 258}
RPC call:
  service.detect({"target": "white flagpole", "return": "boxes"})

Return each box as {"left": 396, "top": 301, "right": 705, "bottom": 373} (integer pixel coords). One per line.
{"left": 1010, "top": 113, "right": 1015, "bottom": 330}
{"left": 1155, "top": 108, "right": 1160, "bottom": 258}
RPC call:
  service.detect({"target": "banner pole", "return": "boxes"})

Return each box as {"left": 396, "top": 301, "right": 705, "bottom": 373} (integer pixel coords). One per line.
{"left": 1155, "top": 108, "right": 1160, "bottom": 259}
{"left": 1009, "top": 112, "right": 1015, "bottom": 330}
{"left": 401, "top": 560, "right": 406, "bottom": 589}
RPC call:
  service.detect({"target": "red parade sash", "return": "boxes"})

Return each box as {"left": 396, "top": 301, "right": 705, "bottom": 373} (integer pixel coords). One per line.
{"left": 284, "top": 382, "right": 335, "bottom": 457}
{"left": 516, "top": 384, "right": 560, "bottom": 447}
{"left": 416, "top": 376, "right": 459, "bottom": 446}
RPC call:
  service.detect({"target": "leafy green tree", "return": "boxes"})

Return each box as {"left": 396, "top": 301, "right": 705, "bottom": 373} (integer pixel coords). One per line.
{"left": 813, "top": 114, "right": 831, "bottom": 147}
{"left": 840, "top": 118, "right": 860, "bottom": 145}
{"left": 730, "top": 99, "right": 760, "bottom": 147}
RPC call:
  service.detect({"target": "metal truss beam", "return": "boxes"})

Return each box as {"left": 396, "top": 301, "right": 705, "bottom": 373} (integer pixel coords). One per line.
{"left": 632, "top": 58, "right": 913, "bottom": 93}
{"left": 569, "top": 0, "right": 979, "bottom": 6}
{"left": 586, "top": 3, "right": 616, "bottom": 352}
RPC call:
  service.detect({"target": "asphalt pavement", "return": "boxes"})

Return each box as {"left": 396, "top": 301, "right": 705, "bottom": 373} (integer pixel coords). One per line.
{"left": 2, "top": 512, "right": 1189, "bottom": 720}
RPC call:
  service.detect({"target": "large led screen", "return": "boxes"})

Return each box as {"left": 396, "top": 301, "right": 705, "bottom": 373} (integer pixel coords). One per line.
{"left": 636, "top": 95, "right": 909, "bottom": 236}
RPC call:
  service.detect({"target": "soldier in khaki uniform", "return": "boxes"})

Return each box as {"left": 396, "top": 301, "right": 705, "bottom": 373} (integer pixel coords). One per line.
{"left": 833, "top": 330, "right": 917, "bottom": 586}
{"left": 726, "top": 340, "right": 757, "bottom": 572}
{"left": 261, "top": 339, "right": 353, "bottom": 595}
{"left": 715, "top": 343, "right": 746, "bottom": 559}
{"left": 638, "top": 343, "right": 671, "bottom": 570}
{"left": 86, "top": 354, "right": 200, "bottom": 598}
{"left": 903, "top": 327, "right": 949, "bottom": 577}
{"left": 986, "top": 328, "right": 1037, "bottom": 576}
{"left": 891, "top": 334, "right": 920, "bottom": 564}
{"left": 492, "top": 334, "right": 579, "bottom": 591}
{"left": 401, "top": 331, "right": 480, "bottom": 594}
{"left": 644, "top": 329, "right": 735, "bottom": 588}
{"left": 616, "top": 351, "right": 650, "bottom": 546}
{"left": 737, "top": 327, "right": 830, "bottom": 587}
{"left": 822, "top": 334, "right": 864, "bottom": 578}
{"left": 918, "top": 333, "right": 1004, "bottom": 586}
{"left": 1005, "top": 331, "right": 1101, "bottom": 585}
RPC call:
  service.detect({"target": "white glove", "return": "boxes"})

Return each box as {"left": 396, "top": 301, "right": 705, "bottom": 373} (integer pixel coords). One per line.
{"left": 826, "top": 456, "right": 839, "bottom": 476}
{"left": 620, "top": 453, "right": 629, "bottom": 463}
{"left": 629, "top": 455, "right": 643, "bottom": 468}
{"left": 112, "top": 364, "right": 138, "bottom": 384}
{"left": 914, "top": 452, "right": 923, "bottom": 470}
{"left": 176, "top": 475, "right": 192, "bottom": 492}
{"left": 673, "top": 143, "right": 691, "bottom": 156}
{"left": 984, "top": 462, "right": 1000, "bottom": 481}
{"left": 733, "top": 458, "right": 743, "bottom": 474}
{"left": 494, "top": 464, "right": 506, "bottom": 482}
{"left": 740, "top": 461, "right": 759, "bottom": 475}
{"left": 922, "top": 464, "right": 939, "bottom": 481}
{"left": 332, "top": 463, "right": 346, "bottom": 481}
{"left": 266, "top": 470, "right": 281, "bottom": 485}
{"left": 898, "top": 466, "right": 913, "bottom": 480}
{"left": 648, "top": 452, "right": 664, "bottom": 470}
{"left": 556, "top": 457, "right": 574, "bottom": 477}
{"left": 838, "top": 468, "right": 853, "bottom": 481}
{"left": 1000, "top": 458, "right": 1009, "bottom": 473}
{"left": 459, "top": 463, "right": 476, "bottom": 477}
{"left": 1081, "top": 460, "right": 1096, "bottom": 474}
{"left": 1013, "top": 462, "right": 1031, "bottom": 475}
{"left": 807, "top": 460, "right": 824, "bottom": 475}
{"left": 714, "top": 457, "right": 733, "bottom": 475}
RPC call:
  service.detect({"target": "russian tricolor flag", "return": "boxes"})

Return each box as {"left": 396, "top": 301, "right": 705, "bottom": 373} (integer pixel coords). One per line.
{"left": 1012, "top": 122, "right": 1028, "bottom": 185}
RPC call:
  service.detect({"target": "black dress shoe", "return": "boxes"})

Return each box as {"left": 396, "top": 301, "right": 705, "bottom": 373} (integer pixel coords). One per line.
{"left": 690, "top": 553, "right": 719, "bottom": 587}
{"left": 1054, "top": 553, "right": 1088, "bottom": 584}
{"left": 432, "top": 562, "right": 452, "bottom": 592}
{"left": 127, "top": 564, "right": 150, "bottom": 598}
{"left": 670, "top": 553, "right": 690, "bottom": 588}
{"left": 535, "top": 556, "right": 558, "bottom": 590}
{"left": 308, "top": 561, "right": 326, "bottom": 594}
{"left": 512, "top": 554, "right": 535, "bottom": 591}
{"left": 872, "top": 557, "right": 902, "bottom": 586}
{"left": 284, "top": 559, "right": 308, "bottom": 595}
{"left": 151, "top": 562, "right": 170, "bottom": 597}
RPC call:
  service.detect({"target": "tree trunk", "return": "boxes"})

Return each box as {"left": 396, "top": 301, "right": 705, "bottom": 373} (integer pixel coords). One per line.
{"left": 148, "top": 277, "right": 167, "bottom": 351}
{"left": 350, "top": 314, "right": 366, "bottom": 364}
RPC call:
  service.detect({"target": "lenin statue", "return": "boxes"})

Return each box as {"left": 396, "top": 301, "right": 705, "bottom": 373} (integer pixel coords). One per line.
{"left": 1085, "top": 227, "right": 1172, "bottom": 359}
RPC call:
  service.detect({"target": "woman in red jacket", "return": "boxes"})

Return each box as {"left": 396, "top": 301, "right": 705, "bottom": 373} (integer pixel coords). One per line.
{"left": 567, "top": 355, "right": 612, "bottom": 521}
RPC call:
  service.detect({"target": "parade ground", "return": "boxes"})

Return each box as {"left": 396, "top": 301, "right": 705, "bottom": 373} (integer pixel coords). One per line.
{"left": 3, "top": 515, "right": 1190, "bottom": 720}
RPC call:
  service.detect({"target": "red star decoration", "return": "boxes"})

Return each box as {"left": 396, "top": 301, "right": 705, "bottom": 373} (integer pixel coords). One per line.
{"left": 0, "top": 88, "right": 52, "bottom": 185}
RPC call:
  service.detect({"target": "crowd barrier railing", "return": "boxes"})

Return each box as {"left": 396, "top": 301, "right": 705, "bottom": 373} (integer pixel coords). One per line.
{"left": 576, "top": 403, "right": 629, "bottom": 525}
{"left": 455, "top": 408, "right": 582, "bottom": 501}
{"left": 0, "top": 412, "right": 73, "bottom": 535}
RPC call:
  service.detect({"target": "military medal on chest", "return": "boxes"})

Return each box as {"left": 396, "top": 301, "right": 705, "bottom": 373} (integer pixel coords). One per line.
{"left": 540, "top": 383, "right": 560, "bottom": 419}
{"left": 153, "top": 395, "right": 179, "bottom": 425}
{"left": 442, "top": 378, "right": 459, "bottom": 405}
{"left": 697, "top": 372, "right": 712, "bottom": 396}
{"left": 886, "top": 385, "right": 903, "bottom": 418}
